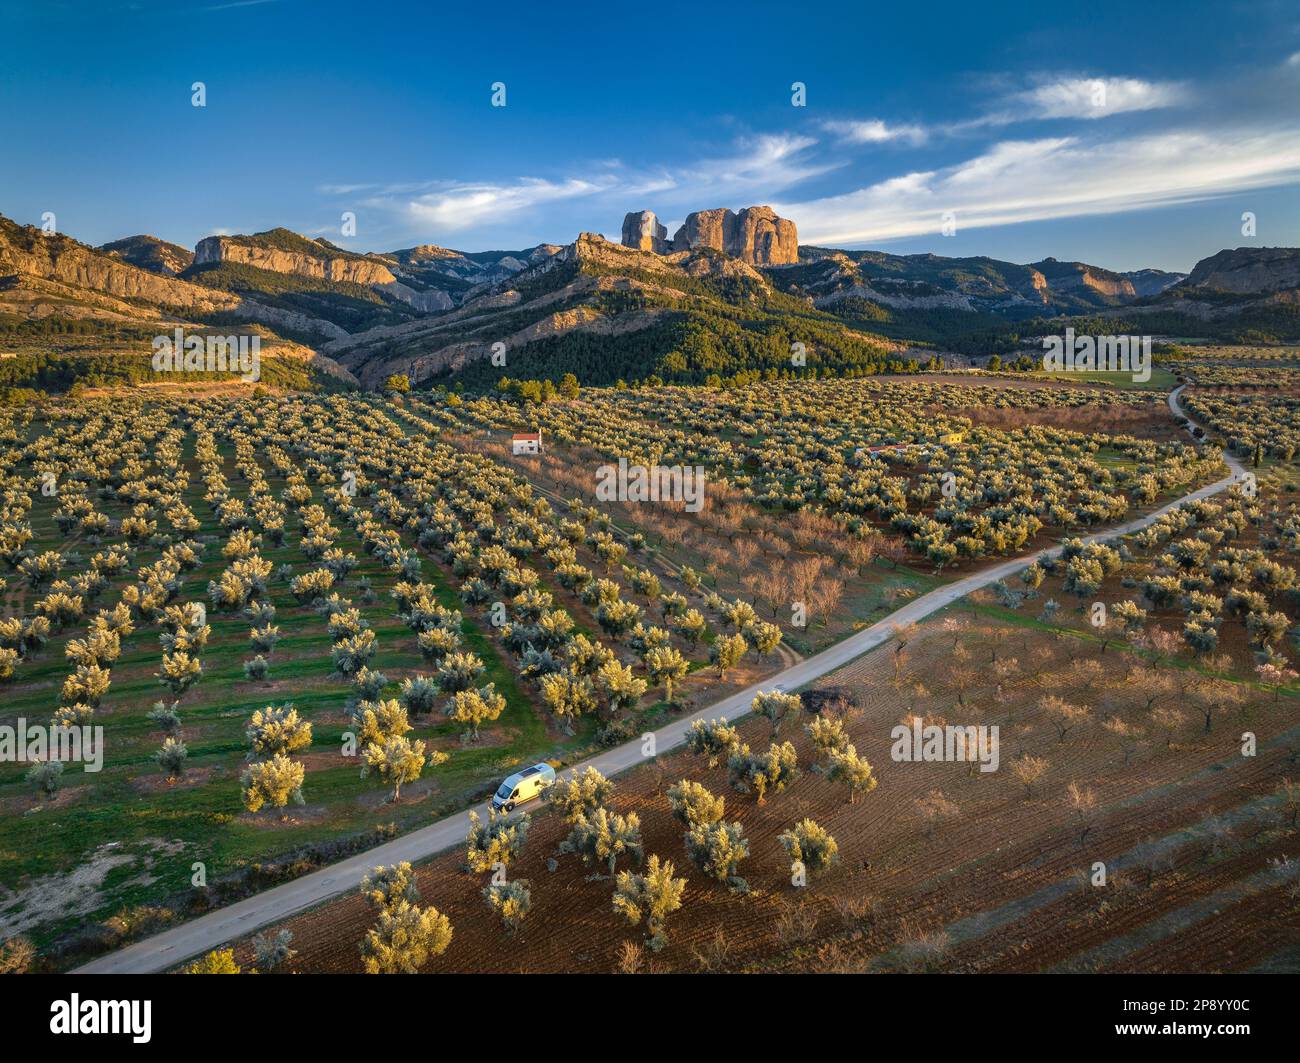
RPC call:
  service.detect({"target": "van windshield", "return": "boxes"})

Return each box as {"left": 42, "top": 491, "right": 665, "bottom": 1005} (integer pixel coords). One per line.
{"left": 495, "top": 783, "right": 512, "bottom": 799}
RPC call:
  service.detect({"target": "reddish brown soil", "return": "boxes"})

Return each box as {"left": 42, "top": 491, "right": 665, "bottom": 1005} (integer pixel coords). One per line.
{"left": 226, "top": 617, "right": 1300, "bottom": 973}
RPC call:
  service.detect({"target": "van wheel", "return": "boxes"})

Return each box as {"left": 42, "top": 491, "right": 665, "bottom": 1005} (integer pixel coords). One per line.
{"left": 505, "top": 802, "right": 514, "bottom": 812}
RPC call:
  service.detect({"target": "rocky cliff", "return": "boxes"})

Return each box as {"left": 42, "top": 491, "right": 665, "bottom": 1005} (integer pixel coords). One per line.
{"left": 1031, "top": 257, "right": 1136, "bottom": 300}
{"left": 620, "top": 210, "right": 669, "bottom": 254}
{"left": 1183, "top": 247, "right": 1300, "bottom": 294}
{"left": 194, "top": 231, "right": 399, "bottom": 286}
{"left": 671, "top": 205, "right": 798, "bottom": 265}
{"left": 98, "top": 234, "right": 194, "bottom": 277}
{"left": 1122, "top": 268, "right": 1186, "bottom": 297}
{"left": 0, "top": 216, "right": 237, "bottom": 313}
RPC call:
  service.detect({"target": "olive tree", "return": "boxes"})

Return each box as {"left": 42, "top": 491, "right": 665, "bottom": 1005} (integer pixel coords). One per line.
{"left": 727, "top": 742, "right": 799, "bottom": 804}
{"left": 823, "top": 744, "right": 877, "bottom": 804}
{"left": 445, "top": 683, "right": 506, "bottom": 740}
{"left": 361, "top": 735, "right": 436, "bottom": 802}
{"left": 611, "top": 854, "right": 686, "bottom": 952}
{"left": 464, "top": 809, "right": 530, "bottom": 873}
{"left": 686, "top": 717, "right": 740, "bottom": 767}
{"left": 483, "top": 879, "right": 532, "bottom": 933}
{"left": 361, "top": 862, "right": 419, "bottom": 912}
{"left": 156, "top": 737, "right": 189, "bottom": 780}
{"left": 360, "top": 900, "right": 452, "bottom": 974}
{"left": 684, "top": 820, "right": 750, "bottom": 892}
{"left": 751, "top": 690, "right": 802, "bottom": 738}
{"left": 666, "top": 779, "right": 725, "bottom": 827}
{"left": 546, "top": 766, "right": 614, "bottom": 823}
{"left": 777, "top": 818, "right": 839, "bottom": 876}
{"left": 559, "top": 807, "right": 643, "bottom": 875}
{"left": 245, "top": 703, "right": 312, "bottom": 759}
{"left": 240, "top": 753, "right": 305, "bottom": 817}
{"left": 709, "top": 633, "right": 747, "bottom": 680}
{"left": 645, "top": 646, "right": 689, "bottom": 705}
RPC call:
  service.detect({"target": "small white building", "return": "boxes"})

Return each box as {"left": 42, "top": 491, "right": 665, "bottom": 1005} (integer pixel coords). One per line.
{"left": 512, "top": 431, "right": 542, "bottom": 455}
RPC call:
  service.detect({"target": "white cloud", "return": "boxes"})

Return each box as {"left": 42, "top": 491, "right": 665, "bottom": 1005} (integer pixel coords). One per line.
{"left": 339, "top": 132, "right": 832, "bottom": 241}
{"left": 1014, "top": 76, "right": 1187, "bottom": 120}
{"left": 821, "top": 119, "right": 927, "bottom": 146}
{"left": 778, "top": 125, "right": 1300, "bottom": 246}
{"left": 818, "top": 76, "right": 1186, "bottom": 155}
{"left": 395, "top": 177, "right": 612, "bottom": 232}
{"left": 665, "top": 133, "right": 832, "bottom": 199}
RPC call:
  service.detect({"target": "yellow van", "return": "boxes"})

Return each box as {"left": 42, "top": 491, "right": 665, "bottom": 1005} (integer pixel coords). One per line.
{"left": 491, "top": 763, "right": 557, "bottom": 812}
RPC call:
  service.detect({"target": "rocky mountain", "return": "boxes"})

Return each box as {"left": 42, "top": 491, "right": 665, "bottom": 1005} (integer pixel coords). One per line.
{"left": 1122, "top": 267, "right": 1186, "bottom": 297}
{"left": 0, "top": 214, "right": 239, "bottom": 319}
{"left": 194, "top": 229, "right": 397, "bottom": 286}
{"left": 1104, "top": 247, "right": 1300, "bottom": 338}
{"left": 5, "top": 203, "right": 1298, "bottom": 396}
{"left": 1030, "top": 257, "right": 1136, "bottom": 300}
{"left": 98, "top": 234, "right": 194, "bottom": 277}
{"left": 673, "top": 206, "right": 799, "bottom": 265}
{"left": 1181, "top": 247, "right": 1300, "bottom": 294}
{"left": 619, "top": 205, "right": 798, "bottom": 265}
{"left": 621, "top": 211, "right": 669, "bottom": 254}
{"left": 375, "top": 243, "right": 561, "bottom": 310}
{"left": 0, "top": 214, "right": 358, "bottom": 386}
{"left": 773, "top": 248, "right": 1164, "bottom": 316}
{"left": 324, "top": 230, "right": 900, "bottom": 387}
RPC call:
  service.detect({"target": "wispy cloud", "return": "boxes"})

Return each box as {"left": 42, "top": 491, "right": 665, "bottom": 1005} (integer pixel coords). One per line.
{"left": 399, "top": 177, "right": 613, "bottom": 231}
{"left": 328, "top": 132, "right": 833, "bottom": 240}
{"left": 1010, "top": 76, "right": 1187, "bottom": 120}
{"left": 779, "top": 124, "right": 1300, "bottom": 246}
{"left": 651, "top": 133, "right": 834, "bottom": 201}
{"left": 322, "top": 61, "right": 1299, "bottom": 251}
{"left": 821, "top": 74, "right": 1188, "bottom": 149}
{"left": 821, "top": 119, "right": 928, "bottom": 146}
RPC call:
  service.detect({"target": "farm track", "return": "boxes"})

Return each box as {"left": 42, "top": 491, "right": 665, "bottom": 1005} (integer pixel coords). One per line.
{"left": 74, "top": 386, "right": 1243, "bottom": 973}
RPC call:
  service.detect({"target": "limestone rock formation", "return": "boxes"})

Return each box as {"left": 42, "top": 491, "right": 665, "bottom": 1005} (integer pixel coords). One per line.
{"left": 620, "top": 211, "right": 669, "bottom": 254}
{"left": 98, "top": 234, "right": 194, "bottom": 277}
{"left": 194, "top": 233, "right": 399, "bottom": 286}
{"left": 671, "top": 205, "right": 798, "bottom": 265}
{"left": 1183, "top": 247, "right": 1300, "bottom": 295}
{"left": 0, "top": 216, "right": 237, "bottom": 313}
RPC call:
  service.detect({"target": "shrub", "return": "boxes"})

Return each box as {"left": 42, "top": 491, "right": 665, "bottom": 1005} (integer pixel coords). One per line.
{"left": 184, "top": 948, "right": 241, "bottom": 974}
{"left": 241, "top": 754, "right": 306, "bottom": 815}
{"left": 727, "top": 742, "right": 799, "bottom": 804}
{"left": 777, "top": 818, "right": 839, "bottom": 875}
{"left": 156, "top": 737, "right": 189, "bottom": 779}
{"left": 251, "top": 929, "right": 296, "bottom": 972}
{"left": 483, "top": 879, "right": 532, "bottom": 932}
{"left": 360, "top": 901, "right": 452, "bottom": 974}
{"left": 464, "top": 809, "right": 530, "bottom": 873}
{"left": 611, "top": 855, "right": 686, "bottom": 952}
{"left": 666, "top": 780, "right": 725, "bottom": 827}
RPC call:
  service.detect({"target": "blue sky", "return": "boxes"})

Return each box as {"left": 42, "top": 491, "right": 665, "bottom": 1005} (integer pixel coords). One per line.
{"left": 2, "top": 0, "right": 1299, "bottom": 272}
